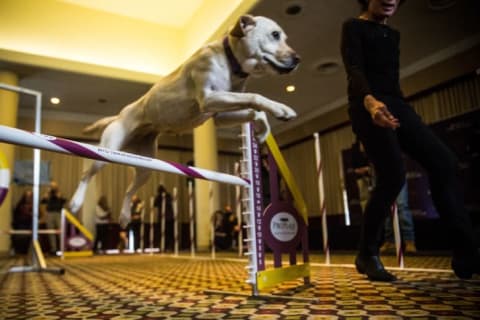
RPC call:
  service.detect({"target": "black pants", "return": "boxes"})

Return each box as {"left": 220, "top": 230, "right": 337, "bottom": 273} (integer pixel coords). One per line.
{"left": 349, "top": 95, "right": 478, "bottom": 257}
{"left": 93, "top": 224, "right": 108, "bottom": 251}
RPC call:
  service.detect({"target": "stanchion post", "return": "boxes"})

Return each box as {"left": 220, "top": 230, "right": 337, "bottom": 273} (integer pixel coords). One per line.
{"left": 392, "top": 204, "right": 404, "bottom": 268}
{"left": 160, "top": 192, "right": 166, "bottom": 252}
{"left": 313, "top": 133, "right": 330, "bottom": 264}
{"left": 209, "top": 182, "right": 215, "bottom": 259}
{"left": 173, "top": 187, "right": 179, "bottom": 256}
{"left": 234, "top": 162, "right": 243, "bottom": 257}
{"left": 188, "top": 180, "right": 195, "bottom": 257}
{"left": 149, "top": 196, "right": 154, "bottom": 255}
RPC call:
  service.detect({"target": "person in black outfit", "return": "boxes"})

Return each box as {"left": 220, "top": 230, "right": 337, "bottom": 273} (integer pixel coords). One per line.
{"left": 341, "top": 0, "right": 479, "bottom": 281}
{"left": 41, "top": 180, "right": 66, "bottom": 254}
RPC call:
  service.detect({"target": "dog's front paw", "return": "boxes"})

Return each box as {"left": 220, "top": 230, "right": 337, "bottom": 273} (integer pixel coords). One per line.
{"left": 253, "top": 111, "right": 270, "bottom": 143}
{"left": 273, "top": 104, "right": 297, "bottom": 121}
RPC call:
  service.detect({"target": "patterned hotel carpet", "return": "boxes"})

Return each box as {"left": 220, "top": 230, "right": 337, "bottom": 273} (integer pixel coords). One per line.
{"left": 0, "top": 253, "right": 479, "bottom": 319}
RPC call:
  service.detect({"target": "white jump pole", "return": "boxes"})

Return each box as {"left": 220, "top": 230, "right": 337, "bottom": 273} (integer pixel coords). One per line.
{"left": 188, "top": 180, "right": 195, "bottom": 257}
{"left": 160, "top": 192, "right": 166, "bottom": 252}
{"left": 0, "top": 83, "right": 63, "bottom": 274}
{"left": 338, "top": 152, "right": 351, "bottom": 226}
{"left": 0, "top": 125, "right": 249, "bottom": 188}
{"left": 234, "top": 162, "right": 243, "bottom": 257}
{"left": 140, "top": 205, "right": 145, "bottom": 253}
{"left": 392, "top": 204, "right": 404, "bottom": 268}
{"left": 313, "top": 133, "right": 330, "bottom": 265}
{"left": 173, "top": 187, "right": 179, "bottom": 256}
{"left": 209, "top": 182, "right": 215, "bottom": 259}
{"left": 149, "top": 196, "right": 155, "bottom": 254}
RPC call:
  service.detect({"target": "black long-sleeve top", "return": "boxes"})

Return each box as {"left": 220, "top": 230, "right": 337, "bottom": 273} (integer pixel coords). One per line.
{"left": 341, "top": 18, "right": 403, "bottom": 104}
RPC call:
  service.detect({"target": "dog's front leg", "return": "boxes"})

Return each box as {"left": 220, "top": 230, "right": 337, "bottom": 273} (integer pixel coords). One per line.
{"left": 214, "top": 110, "right": 270, "bottom": 142}
{"left": 201, "top": 91, "right": 296, "bottom": 121}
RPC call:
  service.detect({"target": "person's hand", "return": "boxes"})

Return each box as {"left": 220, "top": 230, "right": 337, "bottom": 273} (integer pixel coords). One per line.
{"left": 364, "top": 95, "right": 400, "bottom": 129}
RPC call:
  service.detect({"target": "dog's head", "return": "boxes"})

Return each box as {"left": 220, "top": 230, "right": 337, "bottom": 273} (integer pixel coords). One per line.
{"left": 229, "top": 15, "right": 300, "bottom": 77}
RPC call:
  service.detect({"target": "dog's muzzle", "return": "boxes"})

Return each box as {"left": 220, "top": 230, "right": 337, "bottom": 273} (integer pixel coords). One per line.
{"left": 263, "top": 54, "right": 301, "bottom": 74}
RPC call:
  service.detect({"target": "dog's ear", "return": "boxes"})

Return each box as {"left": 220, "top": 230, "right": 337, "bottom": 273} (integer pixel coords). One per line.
{"left": 230, "top": 15, "right": 256, "bottom": 38}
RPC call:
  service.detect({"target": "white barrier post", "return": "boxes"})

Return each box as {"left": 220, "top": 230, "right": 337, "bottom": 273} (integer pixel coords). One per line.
{"left": 188, "top": 180, "right": 195, "bottom": 257}
{"left": 160, "top": 192, "right": 166, "bottom": 252}
{"left": 140, "top": 206, "right": 145, "bottom": 253}
{"left": 149, "top": 196, "right": 155, "bottom": 255}
{"left": 313, "top": 133, "right": 330, "bottom": 264}
{"left": 338, "top": 152, "right": 351, "bottom": 226}
{"left": 60, "top": 209, "right": 66, "bottom": 260}
{"left": 241, "top": 122, "right": 262, "bottom": 295}
{"left": 209, "top": 182, "right": 216, "bottom": 259}
{"left": 392, "top": 204, "right": 404, "bottom": 268}
{"left": 234, "top": 162, "right": 243, "bottom": 257}
{"left": 0, "top": 83, "right": 63, "bottom": 275}
{"left": 173, "top": 187, "right": 179, "bottom": 256}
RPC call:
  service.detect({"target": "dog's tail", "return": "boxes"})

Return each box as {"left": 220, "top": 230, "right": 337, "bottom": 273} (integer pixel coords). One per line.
{"left": 83, "top": 115, "right": 117, "bottom": 135}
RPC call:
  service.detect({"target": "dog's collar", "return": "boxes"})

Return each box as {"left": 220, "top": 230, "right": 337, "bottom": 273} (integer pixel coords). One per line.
{"left": 223, "top": 37, "right": 249, "bottom": 79}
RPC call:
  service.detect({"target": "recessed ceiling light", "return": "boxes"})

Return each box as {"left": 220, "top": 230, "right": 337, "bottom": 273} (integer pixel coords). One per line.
{"left": 286, "top": 85, "right": 296, "bottom": 93}
{"left": 284, "top": 1, "right": 305, "bottom": 17}
{"left": 50, "top": 97, "right": 60, "bottom": 105}
{"left": 285, "top": 3, "right": 302, "bottom": 15}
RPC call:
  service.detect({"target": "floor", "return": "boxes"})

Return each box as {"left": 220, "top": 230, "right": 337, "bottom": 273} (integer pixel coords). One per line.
{"left": 1, "top": 252, "right": 479, "bottom": 319}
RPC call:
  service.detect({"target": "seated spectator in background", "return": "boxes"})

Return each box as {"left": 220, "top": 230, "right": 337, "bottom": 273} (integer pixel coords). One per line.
{"left": 93, "top": 195, "right": 111, "bottom": 253}
{"left": 12, "top": 190, "right": 33, "bottom": 254}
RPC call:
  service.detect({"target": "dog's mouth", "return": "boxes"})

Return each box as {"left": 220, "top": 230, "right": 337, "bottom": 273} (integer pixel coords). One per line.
{"left": 263, "top": 56, "right": 298, "bottom": 74}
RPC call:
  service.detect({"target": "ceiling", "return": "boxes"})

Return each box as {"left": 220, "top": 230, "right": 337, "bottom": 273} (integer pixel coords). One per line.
{"left": 1, "top": 0, "right": 479, "bottom": 140}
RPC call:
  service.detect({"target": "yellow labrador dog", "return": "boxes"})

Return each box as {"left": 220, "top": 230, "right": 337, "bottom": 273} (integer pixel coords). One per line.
{"left": 70, "top": 15, "right": 300, "bottom": 226}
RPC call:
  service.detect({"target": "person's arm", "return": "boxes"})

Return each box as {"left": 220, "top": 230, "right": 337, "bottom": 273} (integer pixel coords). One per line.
{"left": 341, "top": 20, "right": 399, "bottom": 129}
{"left": 341, "top": 19, "right": 371, "bottom": 101}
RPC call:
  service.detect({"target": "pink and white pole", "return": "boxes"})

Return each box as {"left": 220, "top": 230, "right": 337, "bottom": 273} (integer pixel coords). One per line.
{"left": 235, "top": 162, "right": 243, "bottom": 257}
{"left": 392, "top": 204, "right": 404, "bottom": 268}
{"left": 173, "top": 187, "right": 179, "bottom": 256}
{"left": 313, "top": 133, "right": 330, "bottom": 264}
{"left": 0, "top": 125, "right": 249, "bottom": 188}
{"left": 188, "top": 180, "right": 195, "bottom": 257}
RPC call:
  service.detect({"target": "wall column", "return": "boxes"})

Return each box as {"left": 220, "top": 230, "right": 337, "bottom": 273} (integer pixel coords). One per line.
{"left": 193, "top": 119, "right": 220, "bottom": 251}
{"left": 0, "top": 71, "right": 19, "bottom": 253}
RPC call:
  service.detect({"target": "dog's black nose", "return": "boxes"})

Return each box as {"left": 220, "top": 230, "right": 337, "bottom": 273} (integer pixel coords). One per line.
{"left": 290, "top": 53, "right": 300, "bottom": 67}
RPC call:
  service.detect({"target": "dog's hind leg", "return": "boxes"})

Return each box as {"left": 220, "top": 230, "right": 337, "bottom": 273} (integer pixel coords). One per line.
{"left": 118, "top": 133, "right": 158, "bottom": 227}
{"left": 69, "top": 119, "right": 129, "bottom": 213}
{"left": 69, "top": 160, "right": 106, "bottom": 213}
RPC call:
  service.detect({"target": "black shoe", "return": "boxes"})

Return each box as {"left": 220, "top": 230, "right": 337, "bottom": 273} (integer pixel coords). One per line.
{"left": 451, "top": 252, "right": 480, "bottom": 280}
{"left": 355, "top": 255, "right": 397, "bottom": 282}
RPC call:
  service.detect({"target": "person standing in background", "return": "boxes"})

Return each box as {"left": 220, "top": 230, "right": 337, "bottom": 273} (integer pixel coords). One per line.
{"left": 41, "top": 180, "right": 66, "bottom": 255}
{"left": 93, "top": 195, "right": 111, "bottom": 253}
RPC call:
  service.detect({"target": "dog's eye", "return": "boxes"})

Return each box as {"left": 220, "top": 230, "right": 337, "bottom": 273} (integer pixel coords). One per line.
{"left": 271, "top": 31, "right": 281, "bottom": 40}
